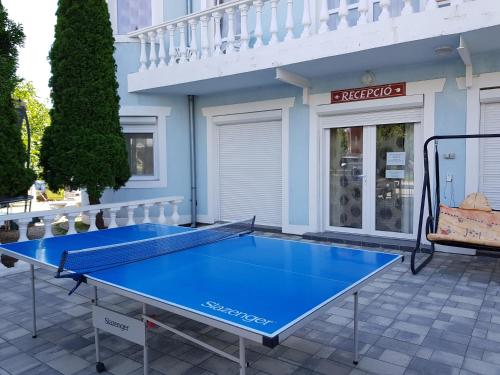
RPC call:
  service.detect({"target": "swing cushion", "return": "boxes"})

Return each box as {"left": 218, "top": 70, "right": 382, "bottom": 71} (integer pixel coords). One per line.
{"left": 427, "top": 204, "right": 500, "bottom": 247}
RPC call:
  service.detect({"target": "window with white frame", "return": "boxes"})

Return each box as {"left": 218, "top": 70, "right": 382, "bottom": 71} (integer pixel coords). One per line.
{"left": 117, "top": 0, "right": 152, "bottom": 34}
{"left": 326, "top": 0, "right": 424, "bottom": 29}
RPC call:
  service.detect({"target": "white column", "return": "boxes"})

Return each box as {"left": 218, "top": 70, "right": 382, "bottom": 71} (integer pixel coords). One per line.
{"left": 253, "top": 1, "right": 264, "bottom": 48}
{"left": 357, "top": 0, "right": 368, "bottom": 25}
{"left": 177, "top": 22, "right": 187, "bottom": 63}
{"left": 200, "top": 16, "right": 209, "bottom": 59}
{"left": 66, "top": 213, "right": 77, "bottom": 235}
{"left": 167, "top": 24, "right": 176, "bottom": 66}
{"left": 188, "top": 19, "right": 199, "bottom": 61}
{"left": 126, "top": 206, "right": 136, "bottom": 226}
{"left": 318, "top": 0, "right": 329, "bottom": 34}
{"left": 43, "top": 216, "right": 54, "bottom": 238}
{"left": 225, "top": 7, "right": 235, "bottom": 54}
{"left": 88, "top": 210, "right": 98, "bottom": 232}
{"left": 269, "top": 0, "right": 279, "bottom": 45}
{"left": 426, "top": 0, "right": 438, "bottom": 10}
{"left": 108, "top": 208, "right": 119, "bottom": 229}
{"left": 301, "top": 0, "right": 311, "bottom": 38}
{"left": 171, "top": 201, "right": 180, "bottom": 226}
{"left": 285, "top": 0, "right": 294, "bottom": 41}
{"left": 379, "top": 0, "right": 391, "bottom": 21}
{"left": 17, "top": 219, "right": 30, "bottom": 242}
{"left": 157, "top": 202, "right": 167, "bottom": 224}
{"left": 239, "top": 4, "right": 249, "bottom": 51}
{"left": 338, "top": 0, "right": 348, "bottom": 30}
{"left": 139, "top": 33, "right": 148, "bottom": 72}
{"left": 213, "top": 12, "right": 222, "bottom": 56}
{"left": 157, "top": 28, "right": 167, "bottom": 67}
{"left": 143, "top": 204, "right": 152, "bottom": 224}
{"left": 148, "top": 31, "right": 157, "bottom": 69}
{"left": 401, "top": 0, "right": 413, "bottom": 15}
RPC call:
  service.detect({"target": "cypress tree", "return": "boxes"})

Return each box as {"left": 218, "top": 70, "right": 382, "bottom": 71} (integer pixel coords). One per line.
{"left": 0, "top": 1, "right": 36, "bottom": 198}
{"left": 40, "top": 0, "right": 130, "bottom": 205}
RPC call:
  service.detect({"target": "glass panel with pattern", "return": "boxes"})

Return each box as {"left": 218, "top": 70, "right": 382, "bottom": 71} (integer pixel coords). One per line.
{"left": 330, "top": 127, "right": 364, "bottom": 229}
{"left": 117, "top": 0, "right": 152, "bottom": 34}
{"left": 375, "top": 123, "right": 414, "bottom": 233}
{"left": 125, "top": 133, "right": 155, "bottom": 176}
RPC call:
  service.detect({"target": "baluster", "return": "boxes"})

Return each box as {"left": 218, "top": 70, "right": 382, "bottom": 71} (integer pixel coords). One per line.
{"left": 213, "top": 12, "right": 222, "bottom": 56}
{"left": 188, "top": 19, "right": 199, "bottom": 61}
{"left": 301, "top": 0, "right": 311, "bottom": 38}
{"left": 171, "top": 201, "right": 180, "bottom": 226}
{"left": 426, "top": 0, "right": 438, "bottom": 10}
{"left": 126, "top": 206, "right": 136, "bottom": 226}
{"left": 17, "top": 219, "right": 30, "bottom": 242}
{"left": 66, "top": 213, "right": 77, "bottom": 235}
{"left": 148, "top": 31, "right": 157, "bottom": 69}
{"left": 157, "top": 28, "right": 167, "bottom": 67}
{"left": 269, "top": 0, "right": 279, "bottom": 45}
{"left": 318, "top": 0, "right": 329, "bottom": 34}
{"left": 338, "top": 0, "right": 348, "bottom": 29}
{"left": 401, "top": 0, "right": 413, "bottom": 14}
{"left": 138, "top": 33, "right": 148, "bottom": 72}
{"left": 178, "top": 22, "right": 187, "bottom": 63}
{"left": 43, "top": 216, "right": 54, "bottom": 238}
{"left": 379, "top": 0, "right": 391, "bottom": 20}
{"left": 225, "top": 7, "right": 236, "bottom": 54}
{"left": 143, "top": 204, "right": 152, "bottom": 224}
{"left": 358, "top": 0, "right": 369, "bottom": 25}
{"left": 200, "top": 16, "right": 209, "bottom": 59}
{"left": 88, "top": 210, "right": 99, "bottom": 232}
{"left": 239, "top": 4, "right": 249, "bottom": 51}
{"left": 157, "top": 202, "right": 167, "bottom": 224}
{"left": 108, "top": 207, "right": 119, "bottom": 229}
{"left": 285, "top": 0, "right": 294, "bottom": 41}
{"left": 254, "top": 1, "right": 264, "bottom": 47}
{"left": 167, "top": 24, "right": 176, "bottom": 66}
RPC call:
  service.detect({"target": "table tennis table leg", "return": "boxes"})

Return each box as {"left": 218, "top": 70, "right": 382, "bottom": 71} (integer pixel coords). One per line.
{"left": 353, "top": 291, "right": 359, "bottom": 365}
{"left": 143, "top": 303, "right": 149, "bottom": 375}
{"left": 239, "top": 337, "right": 247, "bottom": 375}
{"left": 30, "top": 264, "right": 37, "bottom": 338}
{"left": 93, "top": 286, "right": 106, "bottom": 373}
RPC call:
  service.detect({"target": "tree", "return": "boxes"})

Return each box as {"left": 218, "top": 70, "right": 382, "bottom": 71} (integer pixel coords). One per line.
{"left": 40, "top": 0, "right": 130, "bottom": 207}
{"left": 0, "top": 1, "right": 36, "bottom": 198}
{"left": 13, "top": 82, "right": 51, "bottom": 176}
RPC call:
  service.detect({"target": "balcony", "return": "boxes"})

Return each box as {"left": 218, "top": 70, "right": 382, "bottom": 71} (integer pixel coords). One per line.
{"left": 126, "top": 0, "right": 500, "bottom": 95}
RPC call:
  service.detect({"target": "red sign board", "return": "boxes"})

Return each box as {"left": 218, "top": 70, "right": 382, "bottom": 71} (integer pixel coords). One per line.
{"left": 331, "top": 82, "right": 406, "bottom": 104}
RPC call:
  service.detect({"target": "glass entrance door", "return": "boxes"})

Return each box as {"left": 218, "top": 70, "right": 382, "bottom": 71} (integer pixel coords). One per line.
{"left": 327, "top": 123, "right": 417, "bottom": 237}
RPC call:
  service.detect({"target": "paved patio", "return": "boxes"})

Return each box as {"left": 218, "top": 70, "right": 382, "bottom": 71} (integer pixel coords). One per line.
{"left": 1, "top": 233, "right": 500, "bottom": 375}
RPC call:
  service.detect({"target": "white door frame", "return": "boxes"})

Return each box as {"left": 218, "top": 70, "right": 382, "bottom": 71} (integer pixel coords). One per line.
{"left": 202, "top": 97, "right": 295, "bottom": 230}
{"left": 308, "top": 78, "right": 446, "bottom": 236}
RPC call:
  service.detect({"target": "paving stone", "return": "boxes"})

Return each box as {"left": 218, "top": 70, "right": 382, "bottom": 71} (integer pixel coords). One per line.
{"left": 46, "top": 353, "right": 90, "bottom": 375}
{"left": 104, "top": 354, "right": 142, "bottom": 375}
{"left": 462, "top": 358, "right": 500, "bottom": 375}
{"left": 379, "top": 349, "right": 411, "bottom": 367}
{"left": 408, "top": 357, "right": 460, "bottom": 375}
{"left": 358, "top": 356, "right": 405, "bottom": 375}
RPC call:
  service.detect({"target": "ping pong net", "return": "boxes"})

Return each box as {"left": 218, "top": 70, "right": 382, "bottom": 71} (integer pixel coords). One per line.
{"left": 56, "top": 217, "right": 255, "bottom": 294}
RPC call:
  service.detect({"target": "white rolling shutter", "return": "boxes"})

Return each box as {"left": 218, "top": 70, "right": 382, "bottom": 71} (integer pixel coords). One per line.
{"left": 480, "top": 102, "right": 500, "bottom": 210}
{"left": 217, "top": 120, "right": 282, "bottom": 226}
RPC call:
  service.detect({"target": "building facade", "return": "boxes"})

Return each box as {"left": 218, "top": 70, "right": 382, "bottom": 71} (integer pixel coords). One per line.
{"left": 103, "top": 0, "right": 500, "bottom": 243}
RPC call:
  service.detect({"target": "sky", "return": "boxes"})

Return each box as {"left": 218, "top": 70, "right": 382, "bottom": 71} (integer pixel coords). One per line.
{"left": 4, "top": 0, "right": 58, "bottom": 104}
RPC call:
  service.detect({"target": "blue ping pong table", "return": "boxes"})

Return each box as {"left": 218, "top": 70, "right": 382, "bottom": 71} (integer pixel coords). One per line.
{"left": 0, "top": 222, "right": 402, "bottom": 375}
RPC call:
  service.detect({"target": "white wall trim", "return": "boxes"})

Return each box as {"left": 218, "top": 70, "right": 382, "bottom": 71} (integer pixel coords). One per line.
{"left": 120, "top": 105, "right": 171, "bottom": 189}
{"left": 308, "top": 78, "right": 446, "bottom": 234}
{"left": 202, "top": 97, "right": 295, "bottom": 229}
{"left": 460, "top": 72, "right": 500, "bottom": 196}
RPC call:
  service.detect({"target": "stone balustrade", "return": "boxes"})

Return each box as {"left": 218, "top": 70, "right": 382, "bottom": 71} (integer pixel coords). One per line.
{"left": 0, "top": 196, "right": 183, "bottom": 243}
{"left": 128, "top": 0, "right": 461, "bottom": 72}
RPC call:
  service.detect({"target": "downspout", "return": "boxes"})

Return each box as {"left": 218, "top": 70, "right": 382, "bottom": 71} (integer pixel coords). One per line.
{"left": 187, "top": 0, "right": 197, "bottom": 227}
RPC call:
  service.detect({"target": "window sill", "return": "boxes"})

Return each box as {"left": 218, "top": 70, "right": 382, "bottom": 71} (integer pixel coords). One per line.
{"left": 114, "top": 35, "right": 139, "bottom": 43}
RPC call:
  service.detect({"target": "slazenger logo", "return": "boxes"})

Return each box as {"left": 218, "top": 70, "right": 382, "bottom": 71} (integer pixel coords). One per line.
{"left": 202, "top": 301, "right": 274, "bottom": 326}
{"left": 104, "top": 317, "right": 129, "bottom": 332}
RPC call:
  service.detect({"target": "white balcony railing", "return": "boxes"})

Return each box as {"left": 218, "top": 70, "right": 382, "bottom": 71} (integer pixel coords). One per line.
{"left": 128, "top": 0, "right": 463, "bottom": 73}
{"left": 1, "top": 196, "right": 183, "bottom": 243}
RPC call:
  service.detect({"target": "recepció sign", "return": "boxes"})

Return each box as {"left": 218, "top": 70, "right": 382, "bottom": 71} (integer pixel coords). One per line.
{"left": 331, "top": 82, "right": 406, "bottom": 104}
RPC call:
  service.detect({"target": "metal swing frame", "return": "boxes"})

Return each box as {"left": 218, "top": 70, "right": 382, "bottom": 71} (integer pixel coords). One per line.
{"left": 411, "top": 133, "right": 500, "bottom": 275}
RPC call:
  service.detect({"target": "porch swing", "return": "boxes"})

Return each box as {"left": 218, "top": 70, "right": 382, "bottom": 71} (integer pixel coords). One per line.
{"left": 411, "top": 133, "right": 500, "bottom": 274}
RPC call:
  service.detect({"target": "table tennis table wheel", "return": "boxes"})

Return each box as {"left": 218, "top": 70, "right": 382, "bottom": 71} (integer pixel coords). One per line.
{"left": 353, "top": 360, "right": 359, "bottom": 365}
{"left": 96, "top": 362, "right": 106, "bottom": 373}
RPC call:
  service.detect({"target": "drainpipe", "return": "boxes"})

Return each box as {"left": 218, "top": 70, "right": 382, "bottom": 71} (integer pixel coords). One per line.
{"left": 187, "top": 0, "right": 197, "bottom": 227}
